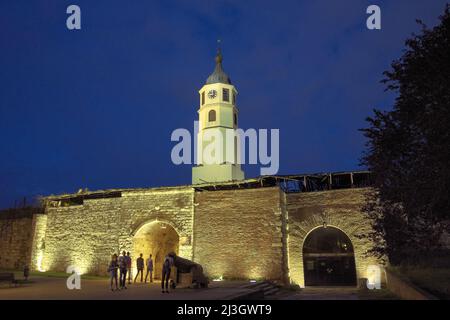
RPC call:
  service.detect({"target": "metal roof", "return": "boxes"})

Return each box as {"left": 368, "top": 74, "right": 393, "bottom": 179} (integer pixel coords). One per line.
{"left": 205, "top": 50, "right": 231, "bottom": 85}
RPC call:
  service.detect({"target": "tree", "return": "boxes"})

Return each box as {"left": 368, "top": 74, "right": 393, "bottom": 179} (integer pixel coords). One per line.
{"left": 360, "top": 5, "right": 450, "bottom": 265}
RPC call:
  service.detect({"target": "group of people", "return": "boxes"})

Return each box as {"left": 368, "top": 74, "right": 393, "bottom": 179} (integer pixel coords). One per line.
{"left": 108, "top": 251, "right": 175, "bottom": 293}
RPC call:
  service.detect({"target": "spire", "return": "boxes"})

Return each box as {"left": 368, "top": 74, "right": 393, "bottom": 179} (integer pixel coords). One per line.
{"left": 206, "top": 40, "right": 231, "bottom": 85}
{"left": 215, "top": 39, "right": 223, "bottom": 64}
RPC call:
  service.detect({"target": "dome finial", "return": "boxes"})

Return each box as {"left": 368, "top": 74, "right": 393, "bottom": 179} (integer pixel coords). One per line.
{"left": 215, "top": 39, "right": 222, "bottom": 64}
{"left": 205, "top": 39, "right": 231, "bottom": 85}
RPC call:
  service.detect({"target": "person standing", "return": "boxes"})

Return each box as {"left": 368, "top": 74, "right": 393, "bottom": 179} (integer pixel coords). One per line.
{"left": 134, "top": 253, "right": 145, "bottom": 283}
{"left": 108, "top": 254, "right": 119, "bottom": 291}
{"left": 23, "top": 265, "right": 30, "bottom": 281}
{"left": 118, "top": 250, "right": 128, "bottom": 289}
{"left": 161, "top": 252, "right": 175, "bottom": 293}
{"left": 126, "top": 252, "right": 132, "bottom": 285}
{"left": 145, "top": 254, "right": 153, "bottom": 283}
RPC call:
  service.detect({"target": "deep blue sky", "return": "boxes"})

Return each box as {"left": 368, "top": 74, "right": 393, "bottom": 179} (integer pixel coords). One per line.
{"left": 0, "top": 1, "right": 448, "bottom": 208}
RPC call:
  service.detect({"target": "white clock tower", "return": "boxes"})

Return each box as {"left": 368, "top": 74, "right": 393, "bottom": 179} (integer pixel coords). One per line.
{"left": 192, "top": 48, "right": 245, "bottom": 184}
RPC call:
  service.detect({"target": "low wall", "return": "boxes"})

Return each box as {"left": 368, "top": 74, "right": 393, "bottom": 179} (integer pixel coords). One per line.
{"left": 386, "top": 269, "right": 437, "bottom": 300}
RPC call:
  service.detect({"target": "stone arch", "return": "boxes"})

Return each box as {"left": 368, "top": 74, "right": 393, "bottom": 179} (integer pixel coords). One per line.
{"left": 131, "top": 219, "right": 181, "bottom": 238}
{"left": 287, "top": 208, "right": 376, "bottom": 287}
{"left": 302, "top": 225, "right": 357, "bottom": 286}
{"left": 132, "top": 220, "right": 180, "bottom": 279}
{"left": 300, "top": 223, "right": 356, "bottom": 251}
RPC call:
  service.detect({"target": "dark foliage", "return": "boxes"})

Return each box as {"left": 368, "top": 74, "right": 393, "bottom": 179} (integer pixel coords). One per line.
{"left": 360, "top": 5, "right": 450, "bottom": 265}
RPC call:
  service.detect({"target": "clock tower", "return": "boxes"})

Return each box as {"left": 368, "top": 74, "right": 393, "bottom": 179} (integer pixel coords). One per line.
{"left": 192, "top": 48, "right": 245, "bottom": 184}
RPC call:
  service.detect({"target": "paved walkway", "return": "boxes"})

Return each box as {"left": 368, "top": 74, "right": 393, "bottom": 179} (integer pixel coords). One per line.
{"left": 0, "top": 276, "right": 254, "bottom": 300}
{"left": 1, "top": 276, "right": 390, "bottom": 300}
{"left": 281, "top": 287, "right": 359, "bottom": 300}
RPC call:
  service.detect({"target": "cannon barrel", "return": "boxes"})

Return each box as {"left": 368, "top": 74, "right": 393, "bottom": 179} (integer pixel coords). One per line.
{"left": 173, "top": 256, "right": 208, "bottom": 288}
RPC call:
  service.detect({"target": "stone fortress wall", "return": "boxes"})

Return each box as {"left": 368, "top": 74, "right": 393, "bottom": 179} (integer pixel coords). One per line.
{"left": 282, "top": 188, "right": 379, "bottom": 287}
{"left": 39, "top": 187, "right": 194, "bottom": 275}
{"left": 0, "top": 181, "right": 382, "bottom": 286}
{"left": 0, "top": 207, "right": 44, "bottom": 270}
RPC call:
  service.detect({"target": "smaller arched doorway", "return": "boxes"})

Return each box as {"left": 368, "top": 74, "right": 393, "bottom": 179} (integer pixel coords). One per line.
{"left": 303, "top": 226, "right": 356, "bottom": 286}
{"left": 133, "top": 221, "right": 179, "bottom": 280}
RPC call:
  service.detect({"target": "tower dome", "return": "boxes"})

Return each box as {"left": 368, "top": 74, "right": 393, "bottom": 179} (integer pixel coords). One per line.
{"left": 205, "top": 49, "right": 231, "bottom": 85}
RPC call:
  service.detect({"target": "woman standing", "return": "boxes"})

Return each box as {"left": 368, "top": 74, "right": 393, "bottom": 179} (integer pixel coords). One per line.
{"left": 108, "top": 254, "right": 119, "bottom": 291}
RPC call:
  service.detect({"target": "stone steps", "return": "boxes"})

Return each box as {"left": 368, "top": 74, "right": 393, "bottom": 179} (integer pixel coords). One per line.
{"left": 235, "top": 281, "right": 282, "bottom": 299}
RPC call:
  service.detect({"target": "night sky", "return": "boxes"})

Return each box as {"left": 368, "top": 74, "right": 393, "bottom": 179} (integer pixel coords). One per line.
{"left": 0, "top": 1, "right": 448, "bottom": 209}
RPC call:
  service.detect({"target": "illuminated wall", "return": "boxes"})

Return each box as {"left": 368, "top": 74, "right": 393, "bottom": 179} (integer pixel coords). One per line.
{"left": 24, "top": 184, "right": 380, "bottom": 286}
{"left": 38, "top": 187, "right": 194, "bottom": 275}
{"left": 30, "top": 213, "right": 47, "bottom": 272}
{"left": 283, "top": 188, "right": 382, "bottom": 287}
{"left": 193, "top": 187, "right": 285, "bottom": 280}
{"left": 0, "top": 209, "right": 39, "bottom": 269}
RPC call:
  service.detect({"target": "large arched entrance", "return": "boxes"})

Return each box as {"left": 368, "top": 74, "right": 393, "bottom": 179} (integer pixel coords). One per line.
{"left": 133, "top": 221, "right": 179, "bottom": 280}
{"left": 303, "top": 226, "right": 356, "bottom": 286}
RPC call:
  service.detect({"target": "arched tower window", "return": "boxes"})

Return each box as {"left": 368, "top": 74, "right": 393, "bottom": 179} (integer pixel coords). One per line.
{"left": 208, "top": 110, "right": 216, "bottom": 122}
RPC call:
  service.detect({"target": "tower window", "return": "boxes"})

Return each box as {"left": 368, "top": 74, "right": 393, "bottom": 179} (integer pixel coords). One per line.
{"left": 234, "top": 113, "right": 237, "bottom": 126}
{"left": 201, "top": 91, "right": 205, "bottom": 105}
{"left": 208, "top": 109, "right": 216, "bottom": 122}
{"left": 232, "top": 92, "right": 236, "bottom": 105}
{"left": 223, "top": 88, "right": 229, "bottom": 102}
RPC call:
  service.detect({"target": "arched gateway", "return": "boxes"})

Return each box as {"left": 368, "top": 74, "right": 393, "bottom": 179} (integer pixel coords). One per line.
{"left": 303, "top": 226, "right": 357, "bottom": 286}
{"left": 132, "top": 221, "right": 179, "bottom": 279}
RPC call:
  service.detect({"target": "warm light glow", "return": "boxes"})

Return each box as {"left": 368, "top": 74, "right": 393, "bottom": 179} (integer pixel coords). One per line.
{"left": 366, "top": 265, "right": 381, "bottom": 289}
{"left": 37, "top": 251, "right": 46, "bottom": 272}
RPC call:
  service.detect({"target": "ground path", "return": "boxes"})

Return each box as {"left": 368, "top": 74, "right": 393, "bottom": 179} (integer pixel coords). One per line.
{"left": 0, "top": 276, "right": 393, "bottom": 300}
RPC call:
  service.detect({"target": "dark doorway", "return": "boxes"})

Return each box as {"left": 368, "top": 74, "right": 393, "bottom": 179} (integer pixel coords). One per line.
{"left": 303, "top": 226, "right": 356, "bottom": 286}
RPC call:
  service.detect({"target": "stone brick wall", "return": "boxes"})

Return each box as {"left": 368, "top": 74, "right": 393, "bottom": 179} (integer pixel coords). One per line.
{"left": 5, "top": 184, "right": 378, "bottom": 286}
{"left": 0, "top": 208, "right": 42, "bottom": 270}
{"left": 282, "top": 188, "right": 381, "bottom": 287}
{"left": 193, "top": 186, "right": 284, "bottom": 281}
{"left": 40, "top": 187, "right": 194, "bottom": 275}
{"left": 30, "top": 213, "right": 47, "bottom": 271}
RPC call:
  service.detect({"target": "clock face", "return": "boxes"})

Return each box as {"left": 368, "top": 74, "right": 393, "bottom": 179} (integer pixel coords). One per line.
{"left": 207, "top": 90, "right": 217, "bottom": 99}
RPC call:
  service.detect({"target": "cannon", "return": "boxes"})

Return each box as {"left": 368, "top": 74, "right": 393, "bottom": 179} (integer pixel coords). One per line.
{"left": 172, "top": 255, "right": 208, "bottom": 288}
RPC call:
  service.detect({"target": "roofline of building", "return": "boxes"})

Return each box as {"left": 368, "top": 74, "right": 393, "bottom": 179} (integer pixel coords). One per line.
{"left": 41, "top": 170, "right": 372, "bottom": 202}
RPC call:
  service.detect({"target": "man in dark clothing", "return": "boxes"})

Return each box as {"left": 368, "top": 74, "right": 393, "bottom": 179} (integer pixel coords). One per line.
{"left": 161, "top": 252, "right": 175, "bottom": 293}
{"left": 134, "top": 253, "right": 145, "bottom": 283}
{"left": 126, "top": 252, "right": 132, "bottom": 284}
{"left": 118, "top": 250, "right": 128, "bottom": 289}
